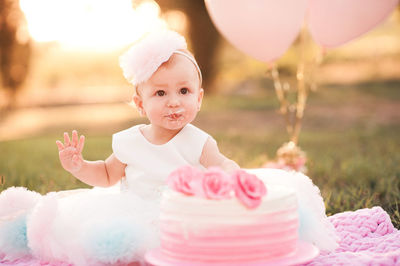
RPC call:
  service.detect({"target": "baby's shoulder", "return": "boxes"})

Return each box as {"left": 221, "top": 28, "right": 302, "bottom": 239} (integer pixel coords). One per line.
{"left": 113, "top": 124, "right": 143, "bottom": 141}
{"left": 112, "top": 124, "right": 145, "bottom": 164}
{"left": 174, "top": 124, "right": 211, "bottom": 157}
{"left": 180, "top": 124, "right": 210, "bottom": 140}
{"left": 112, "top": 124, "right": 145, "bottom": 151}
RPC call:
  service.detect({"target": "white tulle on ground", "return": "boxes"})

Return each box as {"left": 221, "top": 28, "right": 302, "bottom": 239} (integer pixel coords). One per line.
{"left": 0, "top": 187, "right": 41, "bottom": 261}
{"left": 30, "top": 188, "right": 160, "bottom": 266}
{"left": 247, "top": 168, "right": 339, "bottom": 252}
{"left": 0, "top": 186, "right": 160, "bottom": 266}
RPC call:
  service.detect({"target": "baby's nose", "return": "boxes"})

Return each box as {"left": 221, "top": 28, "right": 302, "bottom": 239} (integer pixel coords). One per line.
{"left": 167, "top": 95, "right": 180, "bottom": 107}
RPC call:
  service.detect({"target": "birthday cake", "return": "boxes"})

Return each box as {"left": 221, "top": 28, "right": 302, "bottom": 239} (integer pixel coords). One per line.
{"left": 146, "top": 167, "right": 319, "bottom": 265}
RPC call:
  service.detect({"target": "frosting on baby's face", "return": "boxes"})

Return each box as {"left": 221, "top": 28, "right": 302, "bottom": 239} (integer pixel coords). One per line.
{"left": 134, "top": 54, "right": 204, "bottom": 132}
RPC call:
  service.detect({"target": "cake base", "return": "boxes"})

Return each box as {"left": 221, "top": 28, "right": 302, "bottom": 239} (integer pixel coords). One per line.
{"left": 145, "top": 241, "right": 319, "bottom": 266}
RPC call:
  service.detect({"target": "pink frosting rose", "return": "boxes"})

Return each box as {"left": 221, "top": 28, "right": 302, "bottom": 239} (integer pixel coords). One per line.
{"left": 233, "top": 170, "right": 267, "bottom": 208}
{"left": 203, "top": 168, "right": 233, "bottom": 200}
{"left": 167, "top": 165, "right": 203, "bottom": 195}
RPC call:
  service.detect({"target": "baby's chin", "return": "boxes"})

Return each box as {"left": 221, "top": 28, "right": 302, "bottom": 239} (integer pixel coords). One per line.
{"left": 163, "top": 121, "right": 187, "bottom": 131}
{"left": 162, "top": 117, "right": 193, "bottom": 130}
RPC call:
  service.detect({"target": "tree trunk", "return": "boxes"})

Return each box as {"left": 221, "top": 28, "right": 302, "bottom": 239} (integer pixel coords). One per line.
{"left": 0, "top": 0, "right": 31, "bottom": 109}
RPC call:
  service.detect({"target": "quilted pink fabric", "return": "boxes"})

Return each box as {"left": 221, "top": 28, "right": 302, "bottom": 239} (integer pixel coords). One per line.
{"left": 0, "top": 259, "right": 68, "bottom": 266}
{"left": 307, "top": 206, "right": 400, "bottom": 265}
{"left": 1, "top": 206, "right": 399, "bottom": 266}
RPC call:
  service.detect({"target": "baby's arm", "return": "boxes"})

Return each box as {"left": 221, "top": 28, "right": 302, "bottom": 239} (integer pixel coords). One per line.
{"left": 199, "top": 137, "right": 240, "bottom": 173}
{"left": 56, "top": 130, "right": 125, "bottom": 187}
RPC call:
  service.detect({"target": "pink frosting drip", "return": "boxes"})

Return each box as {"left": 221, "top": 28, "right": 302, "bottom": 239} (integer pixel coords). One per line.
{"left": 161, "top": 241, "right": 297, "bottom": 262}
{"left": 159, "top": 211, "right": 299, "bottom": 262}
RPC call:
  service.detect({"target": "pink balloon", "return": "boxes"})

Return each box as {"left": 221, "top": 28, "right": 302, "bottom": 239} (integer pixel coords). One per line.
{"left": 308, "top": 0, "right": 399, "bottom": 48}
{"left": 205, "top": 0, "right": 308, "bottom": 62}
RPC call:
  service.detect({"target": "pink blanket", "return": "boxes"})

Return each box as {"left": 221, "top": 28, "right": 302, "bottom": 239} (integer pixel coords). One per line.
{"left": 1, "top": 206, "right": 399, "bottom": 266}
{"left": 308, "top": 206, "right": 400, "bottom": 265}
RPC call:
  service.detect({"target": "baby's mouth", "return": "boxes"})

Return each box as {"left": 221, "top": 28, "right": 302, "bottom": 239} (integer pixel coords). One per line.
{"left": 166, "top": 109, "right": 184, "bottom": 120}
{"left": 167, "top": 113, "right": 182, "bottom": 120}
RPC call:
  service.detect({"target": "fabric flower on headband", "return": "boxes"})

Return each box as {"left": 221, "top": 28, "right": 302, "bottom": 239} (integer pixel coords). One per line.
{"left": 119, "top": 30, "right": 187, "bottom": 86}
{"left": 167, "top": 166, "right": 267, "bottom": 209}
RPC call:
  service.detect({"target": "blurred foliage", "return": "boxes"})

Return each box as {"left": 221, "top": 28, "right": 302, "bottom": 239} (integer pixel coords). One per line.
{"left": 0, "top": 0, "right": 31, "bottom": 106}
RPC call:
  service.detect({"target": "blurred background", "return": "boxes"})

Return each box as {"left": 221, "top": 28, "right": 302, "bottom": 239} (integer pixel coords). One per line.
{"left": 0, "top": 0, "right": 399, "bottom": 227}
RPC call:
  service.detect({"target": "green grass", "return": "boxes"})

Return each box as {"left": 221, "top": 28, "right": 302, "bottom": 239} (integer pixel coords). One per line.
{"left": 0, "top": 136, "right": 112, "bottom": 194}
{"left": 0, "top": 81, "right": 399, "bottom": 228}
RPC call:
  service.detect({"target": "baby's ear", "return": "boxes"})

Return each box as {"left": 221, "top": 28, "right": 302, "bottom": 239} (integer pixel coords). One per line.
{"left": 133, "top": 94, "right": 145, "bottom": 116}
{"left": 197, "top": 88, "right": 204, "bottom": 110}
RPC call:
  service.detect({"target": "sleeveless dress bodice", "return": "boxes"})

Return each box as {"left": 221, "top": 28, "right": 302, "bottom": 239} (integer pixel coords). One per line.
{"left": 112, "top": 123, "right": 210, "bottom": 199}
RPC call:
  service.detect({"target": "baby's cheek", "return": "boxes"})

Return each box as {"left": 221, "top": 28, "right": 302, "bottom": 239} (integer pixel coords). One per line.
{"left": 186, "top": 107, "right": 199, "bottom": 120}
{"left": 151, "top": 109, "right": 163, "bottom": 119}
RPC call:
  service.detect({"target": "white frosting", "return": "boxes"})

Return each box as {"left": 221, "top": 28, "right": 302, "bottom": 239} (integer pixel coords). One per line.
{"left": 160, "top": 185, "right": 297, "bottom": 225}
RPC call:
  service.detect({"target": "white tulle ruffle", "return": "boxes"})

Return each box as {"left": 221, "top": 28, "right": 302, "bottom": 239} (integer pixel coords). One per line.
{"left": 28, "top": 188, "right": 159, "bottom": 266}
{"left": 247, "top": 168, "right": 339, "bottom": 252}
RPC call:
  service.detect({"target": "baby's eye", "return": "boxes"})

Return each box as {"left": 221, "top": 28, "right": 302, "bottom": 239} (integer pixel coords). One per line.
{"left": 180, "top": 88, "right": 188, "bottom": 95}
{"left": 156, "top": 90, "right": 165, "bottom": 96}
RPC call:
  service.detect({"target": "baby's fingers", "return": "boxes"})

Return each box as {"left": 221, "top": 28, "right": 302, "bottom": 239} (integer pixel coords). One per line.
{"left": 64, "top": 132, "right": 71, "bottom": 146}
{"left": 56, "top": 140, "right": 65, "bottom": 151}
{"left": 72, "top": 130, "right": 79, "bottom": 147}
{"left": 77, "top": 135, "right": 85, "bottom": 154}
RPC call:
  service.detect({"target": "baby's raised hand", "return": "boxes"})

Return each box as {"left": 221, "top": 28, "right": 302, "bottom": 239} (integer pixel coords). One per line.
{"left": 56, "top": 130, "right": 85, "bottom": 174}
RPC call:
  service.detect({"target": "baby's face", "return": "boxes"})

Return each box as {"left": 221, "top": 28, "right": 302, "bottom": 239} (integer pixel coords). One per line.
{"left": 134, "top": 54, "right": 203, "bottom": 131}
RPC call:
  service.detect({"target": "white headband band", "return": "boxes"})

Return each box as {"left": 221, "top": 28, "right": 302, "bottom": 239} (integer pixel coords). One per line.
{"left": 173, "top": 50, "right": 202, "bottom": 86}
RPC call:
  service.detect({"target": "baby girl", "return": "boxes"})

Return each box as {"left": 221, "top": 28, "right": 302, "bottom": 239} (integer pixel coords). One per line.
{"left": 56, "top": 30, "right": 239, "bottom": 198}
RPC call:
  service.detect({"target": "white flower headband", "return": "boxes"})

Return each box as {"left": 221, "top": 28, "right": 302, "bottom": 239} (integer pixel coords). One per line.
{"left": 119, "top": 30, "right": 202, "bottom": 86}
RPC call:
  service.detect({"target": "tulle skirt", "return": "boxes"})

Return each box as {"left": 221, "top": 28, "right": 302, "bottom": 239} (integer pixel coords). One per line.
{"left": 0, "top": 168, "right": 338, "bottom": 265}
{"left": 0, "top": 187, "right": 160, "bottom": 266}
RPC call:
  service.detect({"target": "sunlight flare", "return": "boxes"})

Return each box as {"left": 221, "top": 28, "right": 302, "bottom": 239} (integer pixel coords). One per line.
{"left": 19, "top": 0, "right": 167, "bottom": 50}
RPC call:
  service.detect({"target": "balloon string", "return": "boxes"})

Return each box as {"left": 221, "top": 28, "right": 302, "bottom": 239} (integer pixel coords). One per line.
{"left": 270, "top": 25, "right": 325, "bottom": 145}
{"left": 271, "top": 64, "right": 293, "bottom": 137}
{"left": 292, "top": 25, "right": 308, "bottom": 144}
{"left": 293, "top": 61, "right": 306, "bottom": 144}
